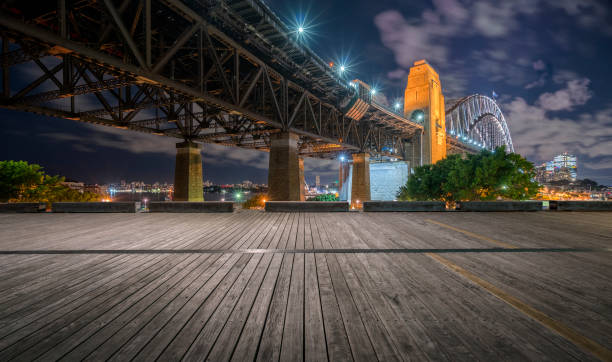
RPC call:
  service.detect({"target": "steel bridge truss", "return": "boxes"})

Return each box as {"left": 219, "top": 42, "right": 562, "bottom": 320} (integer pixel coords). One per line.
{"left": 445, "top": 94, "right": 514, "bottom": 154}
{"left": 0, "top": 0, "right": 408, "bottom": 158}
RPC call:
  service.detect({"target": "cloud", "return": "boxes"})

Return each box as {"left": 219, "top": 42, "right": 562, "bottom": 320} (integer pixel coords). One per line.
{"left": 373, "top": 0, "right": 470, "bottom": 69}
{"left": 374, "top": 10, "right": 451, "bottom": 68}
{"left": 552, "top": 70, "right": 580, "bottom": 84}
{"left": 387, "top": 69, "right": 407, "bottom": 80}
{"left": 525, "top": 74, "right": 548, "bottom": 89}
{"left": 373, "top": 93, "right": 390, "bottom": 107}
{"left": 536, "top": 78, "right": 592, "bottom": 111}
{"left": 39, "top": 123, "right": 274, "bottom": 170}
{"left": 532, "top": 59, "right": 546, "bottom": 70}
{"left": 503, "top": 78, "right": 612, "bottom": 182}
{"left": 543, "top": 0, "right": 612, "bottom": 36}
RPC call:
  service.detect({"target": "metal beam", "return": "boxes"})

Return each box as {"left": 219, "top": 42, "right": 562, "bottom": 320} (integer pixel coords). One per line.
{"left": 152, "top": 21, "right": 200, "bottom": 74}
{"left": 103, "top": 0, "right": 148, "bottom": 70}
{"left": 0, "top": 11, "right": 360, "bottom": 151}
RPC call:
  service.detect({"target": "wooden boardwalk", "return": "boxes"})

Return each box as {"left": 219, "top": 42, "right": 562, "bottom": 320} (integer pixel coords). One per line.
{"left": 0, "top": 211, "right": 610, "bottom": 361}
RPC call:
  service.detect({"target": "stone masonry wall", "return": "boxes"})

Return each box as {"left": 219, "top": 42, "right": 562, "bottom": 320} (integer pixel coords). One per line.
{"left": 370, "top": 161, "right": 409, "bottom": 201}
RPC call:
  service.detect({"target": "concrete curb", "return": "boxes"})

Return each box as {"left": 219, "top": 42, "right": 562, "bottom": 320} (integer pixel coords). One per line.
{"left": 457, "top": 201, "right": 542, "bottom": 211}
{"left": 0, "top": 203, "right": 43, "bottom": 213}
{"left": 364, "top": 201, "right": 446, "bottom": 212}
{"left": 265, "top": 201, "right": 349, "bottom": 212}
{"left": 148, "top": 201, "right": 234, "bottom": 213}
{"left": 52, "top": 202, "right": 136, "bottom": 213}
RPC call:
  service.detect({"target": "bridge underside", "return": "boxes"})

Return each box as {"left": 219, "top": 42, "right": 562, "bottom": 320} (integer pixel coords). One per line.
{"left": 0, "top": 0, "right": 414, "bottom": 160}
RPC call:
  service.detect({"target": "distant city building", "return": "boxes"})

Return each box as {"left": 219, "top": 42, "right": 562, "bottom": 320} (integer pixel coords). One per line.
{"left": 536, "top": 152, "right": 577, "bottom": 183}
{"left": 315, "top": 175, "right": 320, "bottom": 188}
{"left": 553, "top": 152, "right": 577, "bottom": 181}
{"left": 61, "top": 180, "right": 84, "bottom": 192}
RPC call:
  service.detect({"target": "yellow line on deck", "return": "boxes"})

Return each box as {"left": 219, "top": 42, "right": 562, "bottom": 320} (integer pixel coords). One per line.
{"left": 425, "top": 219, "right": 517, "bottom": 249}
{"left": 427, "top": 253, "right": 612, "bottom": 361}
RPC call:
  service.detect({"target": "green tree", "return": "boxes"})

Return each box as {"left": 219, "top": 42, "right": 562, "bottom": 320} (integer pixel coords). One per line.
{"left": 1, "top": 160, "right": 102, "bottom": 204}
{"left": 0, "top": 160, "right": 44, "bottom": 202}
{"left": 397, "top": 146, "right": 539, "bottom": 202}
{"left": 308, "top": 193, "right": 339, "bottom": 201}
{"left": 242, "top": 193, "right": 267, "bottom": 209}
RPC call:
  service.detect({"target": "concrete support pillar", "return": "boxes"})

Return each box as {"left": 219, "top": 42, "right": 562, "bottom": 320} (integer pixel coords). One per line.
{"left": 268, "top": 132, "right": 303, "bottom": 201}
{"left": 298, "top": 157, "right": 305, "bottom": 201}
{"left": 350, "top": 153, "right": 370, "bottom": 208}
{"left": 174, "top": 141, "right": 203, "bottom": 201}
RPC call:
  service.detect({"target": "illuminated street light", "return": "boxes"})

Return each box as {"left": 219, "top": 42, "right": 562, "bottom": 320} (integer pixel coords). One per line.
{"left": 298, "top": 26, "right": 304, "bottom": 33}
{"left": 340, "top": 65, "right": 345, "bottom": 72}
{"left": 370, "top": 89, "right": 377, "bottom": 95}
{"left": 340, "top": 155, "right": 345, "bottom": 161}
{"left": 394, "top": 103, "right": 400, "bottom": 110}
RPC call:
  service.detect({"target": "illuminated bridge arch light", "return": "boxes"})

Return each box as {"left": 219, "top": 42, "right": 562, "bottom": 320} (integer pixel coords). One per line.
{"left": 445, "top": 94, "right": 514, "bottom": 153}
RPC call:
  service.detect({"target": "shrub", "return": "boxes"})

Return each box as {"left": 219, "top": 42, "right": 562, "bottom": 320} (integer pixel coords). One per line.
{"left": 308, "top": 193, "right": 339, "bottom": 201}
{"left": 242, "top": 193, "right": 268, "bottom": 209}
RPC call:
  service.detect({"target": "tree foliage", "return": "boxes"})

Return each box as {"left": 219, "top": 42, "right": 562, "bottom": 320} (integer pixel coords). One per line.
{"left": 397, "top": 146, "right": 540, "bottom": 202}
{"left": 308, "top": 193, "right": 339, "bottom": 201}
{"left": 0, "top": 160, "right": 44, "bottom": 202}
{"left": 0, "top": 160, "right": 101, "bottom": 203}
{"left": 242, "top": 193, "right": 267, "bottom": 209}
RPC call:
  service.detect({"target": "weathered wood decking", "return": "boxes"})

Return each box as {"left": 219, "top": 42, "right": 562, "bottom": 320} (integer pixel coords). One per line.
{"left": 0, "top": 211, "right": 610, "bottom": 361}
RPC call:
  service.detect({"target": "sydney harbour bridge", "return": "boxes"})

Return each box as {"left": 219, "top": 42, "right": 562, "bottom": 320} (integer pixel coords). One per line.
{"left": 0, "top": 0, "right": 514, "bottom": 204}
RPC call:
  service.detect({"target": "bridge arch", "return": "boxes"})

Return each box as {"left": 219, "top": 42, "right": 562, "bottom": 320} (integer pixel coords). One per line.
{"left": 445, "top": 95, "right": 514, "bottom": 152}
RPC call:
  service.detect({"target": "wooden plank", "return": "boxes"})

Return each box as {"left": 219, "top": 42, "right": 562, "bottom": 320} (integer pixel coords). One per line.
{"left": 255, "top": 253, "right": 294, "bottom": 361}
{"left": 125, "top": 254, "right": 252, "bottom": 362}
{"left": 162, "top": 254, "right": 266, "bottom": 360}
{"left": 304, "top": 252, "right": 327, "bottom": 362}
{"left": 0, "top": 254, "right": 155, "bottom": 337}
{"left": 340, "top": 253, "right": 430, "bottom": 359}
{"left": 333, "top": 254, "right": 401, "bottom": 361}
{"left": 0, "top": 254, "right": 184, "bottom": 360}
{"left": 310, "top": 214, "right": 353, "bottom": 360}
{"left": 0, "top": 254, "right": 139, "bottom": 322}
{"left": 207, "top": 253, "right": 282, "bottom": 360}
{"left": 324, "top": 253, "right": 378, "bottom": 361}
{"left": 18, "top": 254, "right": 208, "bottom": 361}
{"left": 280, "top": 251, "right": 305, "bottom": 361}
{"left": 229, "top": 253, "right": 284, "bottom": 361}
{"left": 102, "top": 253, "right": 244, "bottom": 361}
{"left": 61, "top": 253, "right": 228, "bottom": 360}
{"left": 314, "top": 253, "right": 353, "bottom": 361}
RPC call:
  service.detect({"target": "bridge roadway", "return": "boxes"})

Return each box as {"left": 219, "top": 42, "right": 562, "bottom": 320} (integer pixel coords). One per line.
{"left": 0, "top": 211, "right": 610, "bottom": 361}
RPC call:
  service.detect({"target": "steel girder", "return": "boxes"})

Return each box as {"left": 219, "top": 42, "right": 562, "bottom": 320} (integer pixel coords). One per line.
{"left": 445, "top": 94, "right": 515, "bottom": 153}
{"left": 0, "top": 0, "right": 409, "bottom": 158}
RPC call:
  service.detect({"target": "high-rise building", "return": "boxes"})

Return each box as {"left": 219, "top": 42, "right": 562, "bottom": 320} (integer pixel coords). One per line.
{"left": 552, "top": 152, "right": 577, "bottom": 180}
{"left": 315, "top": 175, "right": 320, "bottom": 188}
{"left": 536, "top": 152, "right": 578, "bottom": 183}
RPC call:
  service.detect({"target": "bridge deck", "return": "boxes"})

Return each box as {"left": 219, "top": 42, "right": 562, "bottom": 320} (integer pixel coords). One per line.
{"left": 0, "top": 211, "right": 610, "bottom": 361}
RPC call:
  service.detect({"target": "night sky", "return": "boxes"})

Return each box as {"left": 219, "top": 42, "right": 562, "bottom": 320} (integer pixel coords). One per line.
{"left": 2, "top": 0, "right": 611, "bottom": 185}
